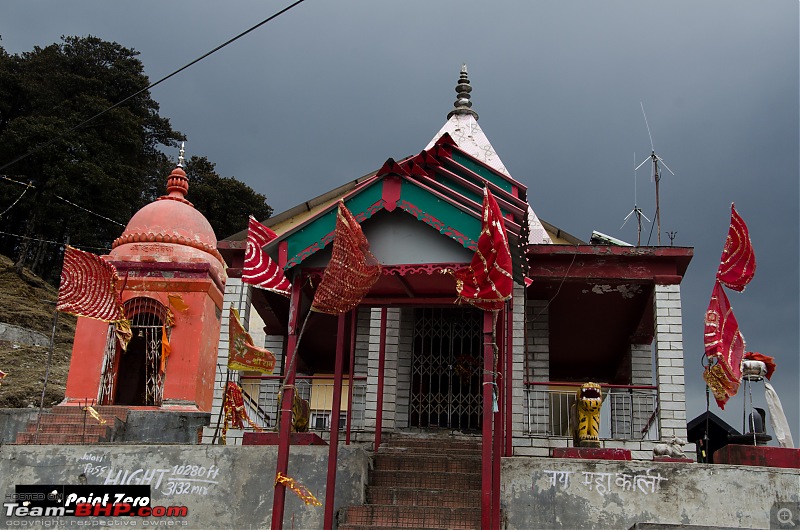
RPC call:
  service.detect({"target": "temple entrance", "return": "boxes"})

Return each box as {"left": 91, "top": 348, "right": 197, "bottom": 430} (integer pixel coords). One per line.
{"left": 99, "top": 297, "right": 167, "bottom": 406}
{"left": 409, "top": 307, "right": 483, "bottom": 431}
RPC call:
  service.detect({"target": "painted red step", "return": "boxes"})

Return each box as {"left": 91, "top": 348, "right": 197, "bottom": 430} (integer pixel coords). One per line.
{"left": 339, "top": 505, "right": 480, "bottom": 529}
{"left": 374, "top": 453, "right": 481, "bottom": 473}
{"left": 366, "top": 486, "right": 481, "bottom": 508}
{"left": 371, "top": 469, "right": 481, "bottom": 490}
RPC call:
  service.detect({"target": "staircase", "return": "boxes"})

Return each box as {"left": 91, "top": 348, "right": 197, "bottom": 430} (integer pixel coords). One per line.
{"left": 14, "top": 405, "right": 129, "bottom": 444}
{"left": 338, "top": 434, "right": 483, "bottom": 529}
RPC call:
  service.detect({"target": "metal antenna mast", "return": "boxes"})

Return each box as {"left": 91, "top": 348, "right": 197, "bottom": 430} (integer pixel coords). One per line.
{"left": 635, "top": 102, "right": 674, "bottom": 245}
{"left": 622, "top": 152, "right": 651, "bottom": 246}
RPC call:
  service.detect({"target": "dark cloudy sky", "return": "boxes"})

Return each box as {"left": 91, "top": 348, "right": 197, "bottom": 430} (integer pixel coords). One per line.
{"left": 3, "top": 1, "right": 798, "bottom": 438}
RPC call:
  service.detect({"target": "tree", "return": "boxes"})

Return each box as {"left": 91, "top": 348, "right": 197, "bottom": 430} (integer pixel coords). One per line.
{"left": 0, "top": 36, "right": 271, "bottom": 282}
{"left": 151, "top": 154, "right": 273, "bottom": 240}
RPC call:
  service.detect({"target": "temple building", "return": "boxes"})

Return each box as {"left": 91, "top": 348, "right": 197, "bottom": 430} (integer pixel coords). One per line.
{"left": 209, "top": 65, "right": 694, "bottom": 458}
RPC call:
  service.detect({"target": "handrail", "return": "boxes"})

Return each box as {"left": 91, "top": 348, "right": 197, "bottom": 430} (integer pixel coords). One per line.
{"left": 524, "top": 381, "right": 657, "bottom": 391}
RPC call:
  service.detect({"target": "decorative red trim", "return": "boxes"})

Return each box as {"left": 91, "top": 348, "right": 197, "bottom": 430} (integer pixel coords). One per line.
{"left": 278, "top": 241, "right": 288, "bottom": 269}
{"left": 112, "top": 233, "right": 224, "bottom": 264}
{"left": 375, "top": 158, "right": 411, "bottom": 178}
{"left": 397, "top": 199, "right": 476, "bottom": 250}
{"left": 382, "top": 177, "right": 402, "bottom": 212}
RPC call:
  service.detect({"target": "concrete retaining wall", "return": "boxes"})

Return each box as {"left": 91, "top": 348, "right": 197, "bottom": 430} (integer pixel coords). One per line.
{"left": 0, "top": 444, "right": 369, "bottom": 529}
{"left": 0, "top": 409, "right": 39, "bottom": 444}
{"left": 502, "top": 456, "right": 800, "bottom": 529}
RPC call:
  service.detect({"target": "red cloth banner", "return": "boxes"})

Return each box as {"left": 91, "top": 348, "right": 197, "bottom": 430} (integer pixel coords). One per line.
{"left": 451, "top": 187, "right": 513, "bottom": 311}
{"left": 228, "top": 307, "right": 276, "bottom": 373}
{"left": 703, "top": 281, "right": 745, "bottom": 408}
{"left": 716, "top": 203, "right": 756, "bottom": 292}
{"left": 56, "top": 246, "right": 123, "bottom": 322}
{"left": 311, "top": 201, "right": 381, "bottom": 314}
{"left": 242, "top": 216, "right": 292, "bottom": 297}
{"left": 221, "top": 382, "right": 263, "bottom": 444}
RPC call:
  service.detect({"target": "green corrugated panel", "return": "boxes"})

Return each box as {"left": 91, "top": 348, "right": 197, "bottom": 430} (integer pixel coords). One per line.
{"left": 399, "top": 181, "right": 480, "bottom": 248}
{"left": 432, "top": 173, "right": 483, "bottom": 205}
{"left": 286, "top": 181, "right": 383, "bottom": 263}
{"left": 451, "top": 151, "right": 513, "bottom": 193}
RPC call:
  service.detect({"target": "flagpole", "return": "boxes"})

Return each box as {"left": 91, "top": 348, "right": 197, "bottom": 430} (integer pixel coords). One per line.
{"left": 272, "top": 278, "right": 309, "bottom": 530}
{"left": 33, "top": 308, "right": 59, "bottom": 444}
{"left": 34, "top": 236, "right": 69, "bottom": 444}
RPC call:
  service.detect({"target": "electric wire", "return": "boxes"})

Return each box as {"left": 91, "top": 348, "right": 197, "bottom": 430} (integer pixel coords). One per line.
{"left": 0, "top": 0, "right": 309, "bottom": 174}
{"left": 0, "top": 230, "right": 109, "bottom": 252}
{"left": 0, "top": 183, "right": 32, "bottom": 218}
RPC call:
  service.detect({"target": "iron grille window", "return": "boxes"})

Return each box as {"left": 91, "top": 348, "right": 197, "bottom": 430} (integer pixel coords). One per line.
{"left": 410, "top": 307, "right": 482, "bottom": 431}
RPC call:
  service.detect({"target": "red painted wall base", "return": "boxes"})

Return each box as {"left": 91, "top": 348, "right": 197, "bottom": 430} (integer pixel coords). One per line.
{"left": 242, "top": 432, "right": 328, "bottom": 446}
{"left": 714, "top": 444, "right": 800, "bottom": 468}
{"left": 552, "top": 447, "right": 632, "bottom": 460}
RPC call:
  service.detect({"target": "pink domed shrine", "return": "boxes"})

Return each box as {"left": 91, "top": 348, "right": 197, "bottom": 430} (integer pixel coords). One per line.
{"left": 64, "top": 155, "right": 227, "bottom": 412}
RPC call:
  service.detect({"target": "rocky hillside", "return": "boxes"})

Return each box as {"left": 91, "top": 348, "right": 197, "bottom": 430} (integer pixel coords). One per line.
{"left": 0, "top": 253, "right": 76, "bottom": 408}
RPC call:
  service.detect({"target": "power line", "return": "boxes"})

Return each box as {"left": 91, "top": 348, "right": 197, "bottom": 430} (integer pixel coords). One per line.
{"left": 0, "top": 0, "right": 309, "bottom": 174}
{"left": 0, "top": 230, "right": 110, "bottom": 252}
{"left": 1, "top": 177, "right": 127, "bottom": 226}
{"left": 0, "top": 183, "right": 32, "bottom": 218}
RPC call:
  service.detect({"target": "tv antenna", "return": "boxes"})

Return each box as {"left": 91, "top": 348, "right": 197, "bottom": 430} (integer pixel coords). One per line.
{"left": 621, "top": 151, "right": 651, "bottom": 246}
{"left": 635, "top": 102, "right": 674, "bottom": 245}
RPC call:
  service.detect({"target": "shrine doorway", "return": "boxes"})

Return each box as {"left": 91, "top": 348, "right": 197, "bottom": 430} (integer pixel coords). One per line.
{"left": 409, "top": 307, "right": 483, "bottom": 431}
{"left": 99, "top": 297, "right": 167, "bottom": 406}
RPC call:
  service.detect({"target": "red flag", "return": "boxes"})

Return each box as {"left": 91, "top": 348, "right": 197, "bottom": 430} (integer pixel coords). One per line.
{"left": 703, "top": 281, "right": 745, "bottom": 408}
{"left": 242, "top": 216, "right": 292, "bottom": 297}
{"left": 716, "top": 203, "right": 756, "bottom": 292}
{"left": 57, "top": 246, "right": 123, "bottom": 322}
{"left": 451, "top": 187, "right": 513, "bottom": 311}
{"left": 310, "top": 201, "right": 381, "bottom": 314}
{"left": 228, "top": 307, "right": 276, "bottom": 373}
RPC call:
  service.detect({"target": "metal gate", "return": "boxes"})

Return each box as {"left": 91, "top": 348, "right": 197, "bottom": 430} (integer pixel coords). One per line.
{"left": 410, "top": 307, "right": 482, "bottom": 431}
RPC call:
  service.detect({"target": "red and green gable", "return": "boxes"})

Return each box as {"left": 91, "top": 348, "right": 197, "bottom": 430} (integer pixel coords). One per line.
{"left": 271, "top": 134, "right": 529, "bottom": 280}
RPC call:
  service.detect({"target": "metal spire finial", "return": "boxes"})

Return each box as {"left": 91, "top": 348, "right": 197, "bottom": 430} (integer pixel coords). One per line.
{"left": 447, "top": 64, "right": 479, "bottom": 120}
{"left": 177, "top": 142, "right": 186, "bottom": 168}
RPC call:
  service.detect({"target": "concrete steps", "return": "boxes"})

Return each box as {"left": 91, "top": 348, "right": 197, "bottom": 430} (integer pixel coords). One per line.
{"left": 338, "top": 434, "right": 484, "bottom": 529}
{"left": 13, "top": 405, "right": 129, "bottom": 444}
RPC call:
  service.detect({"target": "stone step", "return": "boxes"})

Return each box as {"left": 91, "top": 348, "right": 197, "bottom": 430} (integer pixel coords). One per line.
{"left": 338, "top": 526, "right": 447, "bottom": 530}
{"left": 339, "top": 505, "right": 480, "bottom": 529}
{"left": 25, "top": 422, "right": 111, "bottom": 436}
{"left": 374, "top": 453, "right": 481, "bottom": 474}
{"left": 15, "top": 432, "right": 105, "bottom": 444}
{"left": 382, "top": 435, "right": 481, "bottom": 453}
{"left": 371, "top": 470, "right": 481, "bottom": 490}
{"left": 366, "top": 486, "right": 481, "bottom": 508}
{"left": 50, "top": 405, "right": 130, "bottom": 421}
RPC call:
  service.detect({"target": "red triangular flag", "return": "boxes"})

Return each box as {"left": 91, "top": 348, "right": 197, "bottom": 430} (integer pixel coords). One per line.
{"left": 56, "top": 246, "right": 124, "bottom": 322}
{"left": 228, "top": 307, "right": 276, "bottom": 374}
{"left": 311, "top": 201, "right": 381, "bottom": 314}
{"left": 716, "top": 203, "right": 756, "bottom": 292}
{"left": 451, "top": 187, "right": 513, "bottom": 311}
{"left": 703, "top": 281, "right": 745, "bottom": 409}
{"left": 242, "top": 216, "right": 292, "bottom": 297}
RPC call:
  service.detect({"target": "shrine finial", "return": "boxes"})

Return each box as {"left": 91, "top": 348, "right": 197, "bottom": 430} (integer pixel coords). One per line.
{"left": 177, "top": 142, "right": 186, "bottom": 168}
{"left": 447, "top": 63, "right": 479, "bottom": 120}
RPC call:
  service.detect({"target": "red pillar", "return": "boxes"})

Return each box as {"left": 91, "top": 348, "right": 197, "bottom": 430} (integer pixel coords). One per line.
{"left": 346, "top": 309, "right": 357, "bottom": 445}
{"left": 323, "top": 313, "right": 347, "bottom": 530}
{"left": 492, "top": 310, "right": 503, "bottom": 530}
{"left": 505, "top": 300, "right": 513, "bottom": 457}
{"left": 374, "top": 307, "right": 388, "bottom": 452}
{"left": 271, "top": 280, "right": 303, "bottom": 530}
{"left": 481, "top": 311, "right": 494, "bottom": 530}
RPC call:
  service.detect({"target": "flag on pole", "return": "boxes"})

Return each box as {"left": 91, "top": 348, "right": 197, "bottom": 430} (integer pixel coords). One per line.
{"left": 449, "top": 187, "right": 513, "bottom": 311}
{"left": 57, "top": 246, "right": 124, "bottom": 322}
{"left": 310, "top": 201, "right": 381, "bottom": 314}
{"left": 716, "top": 203, "right": 756, "bottom": 292}
{"left": 242, "top": 216, "right": 291, "bottom": 297}
{"left": 228, "top": 307, "right": 276, "bottom": 373}
{"left": 703, "top": 281, "right": 745, "bottom": 409}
